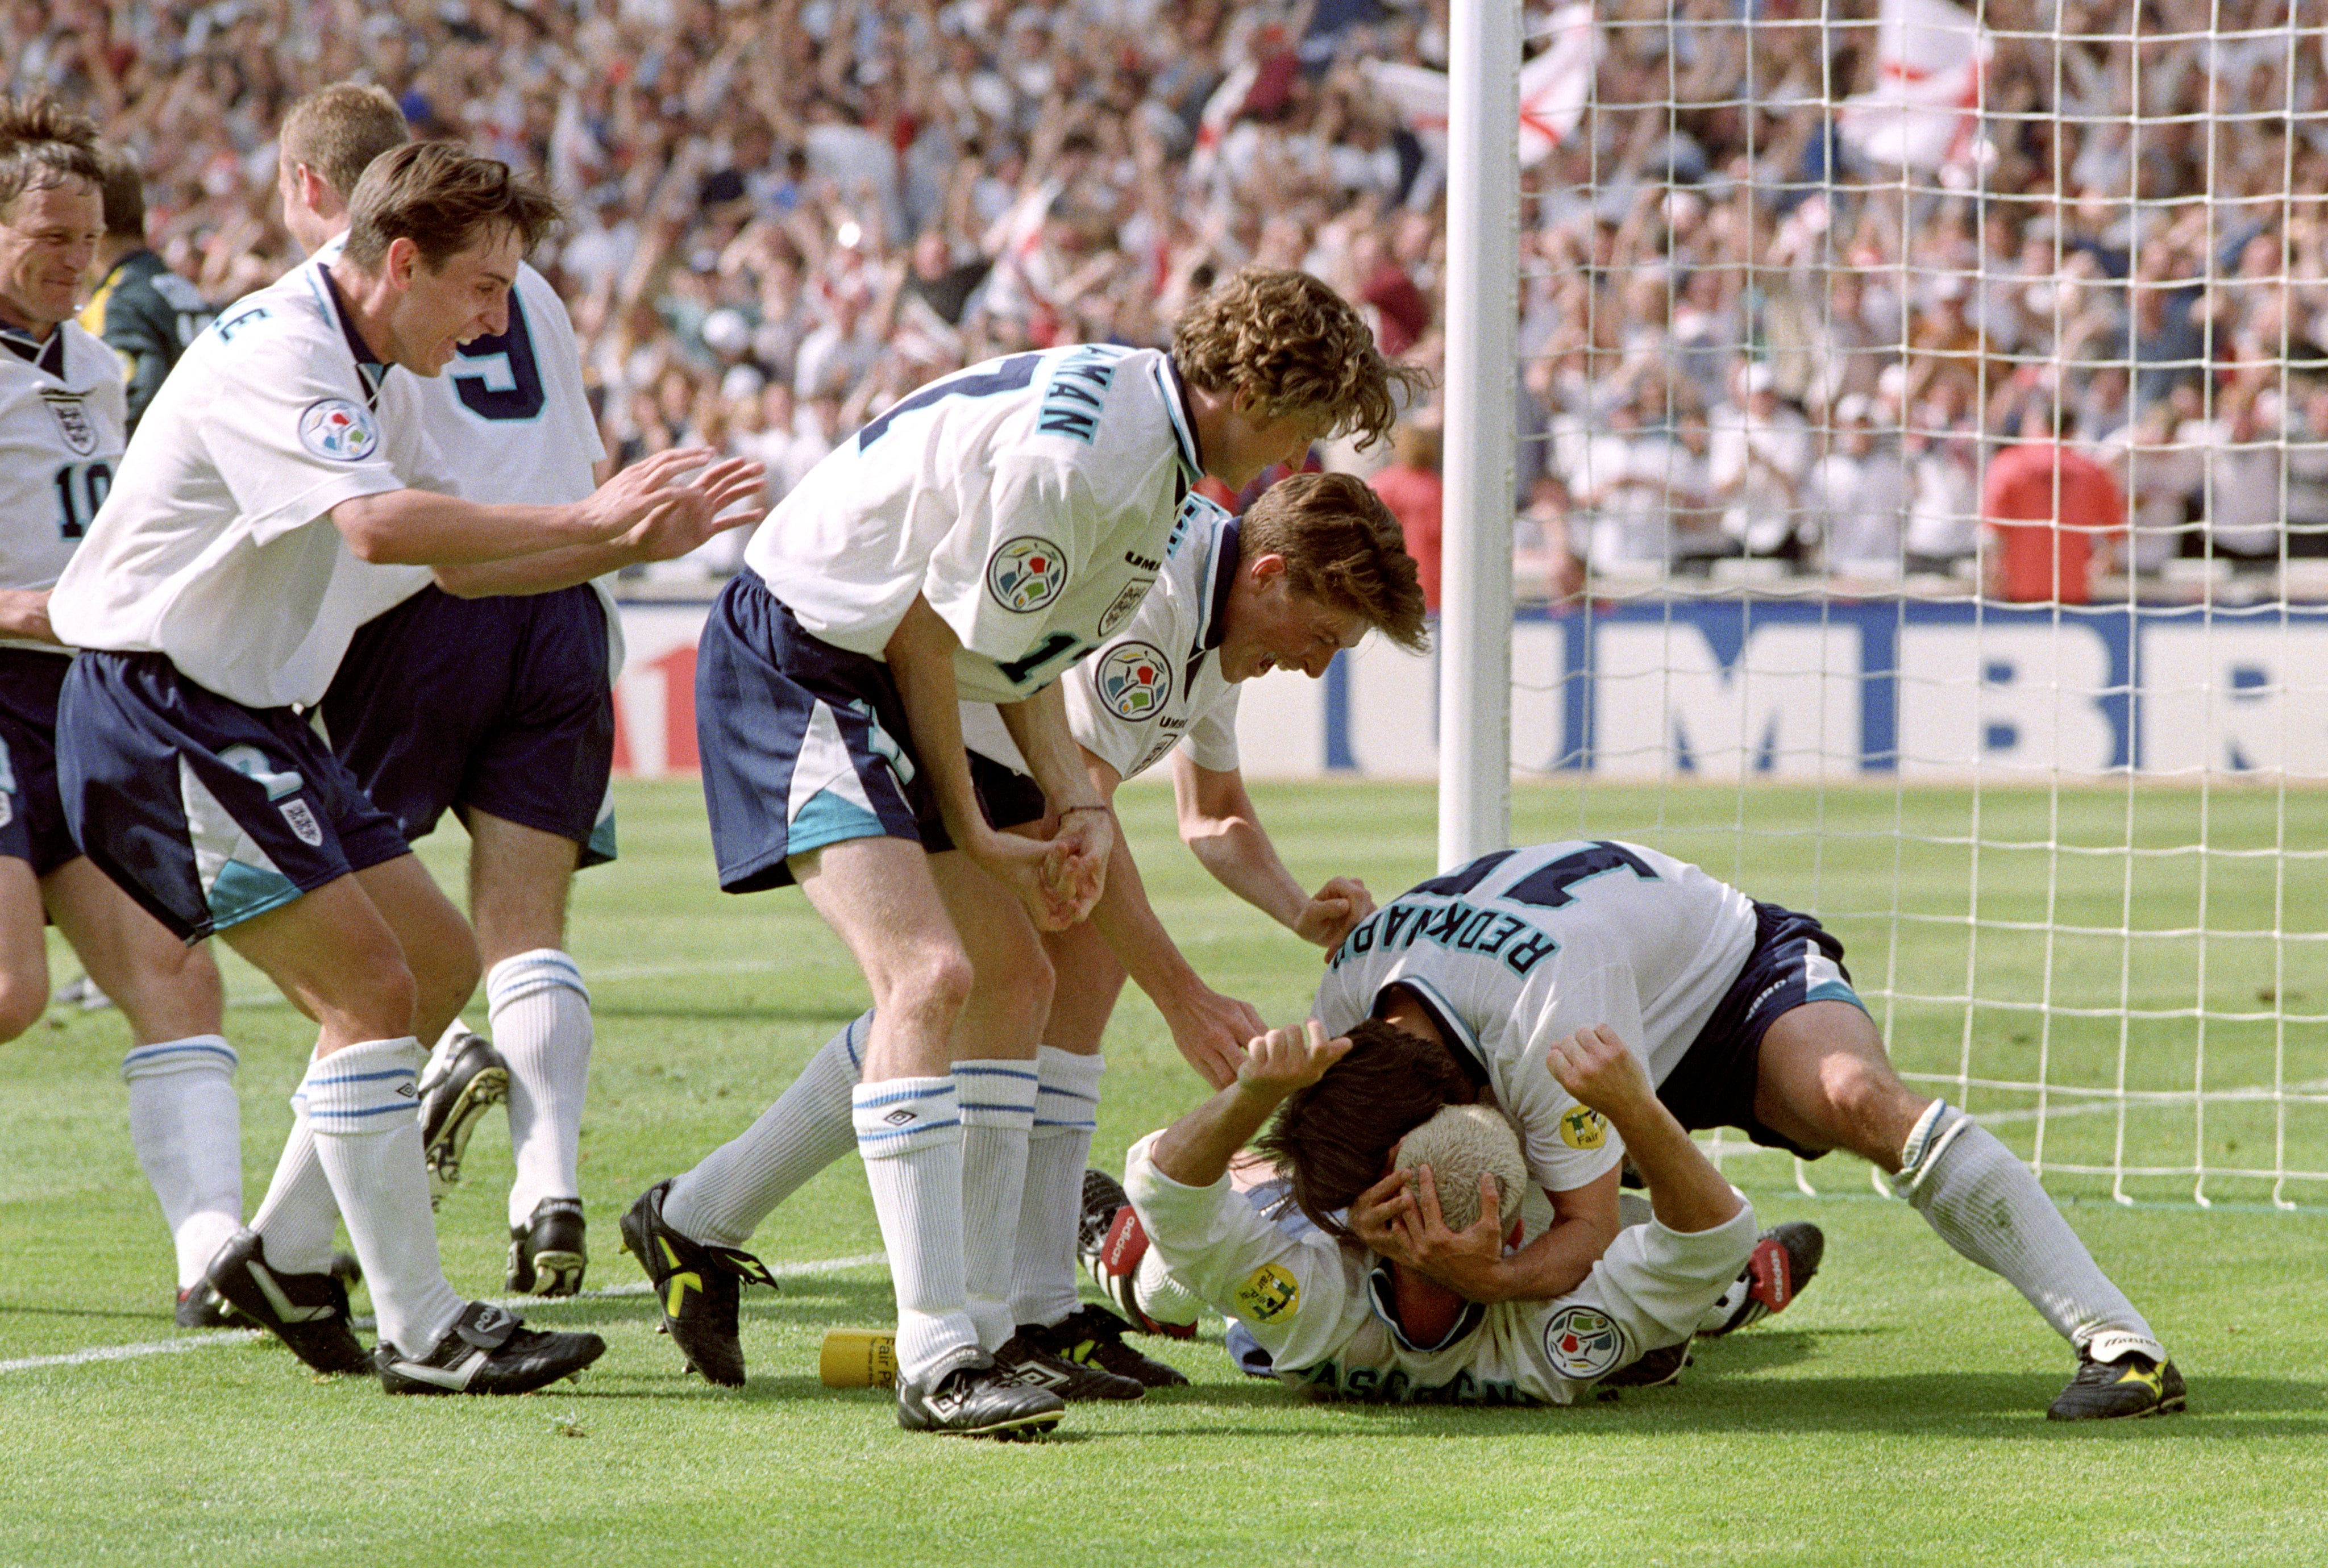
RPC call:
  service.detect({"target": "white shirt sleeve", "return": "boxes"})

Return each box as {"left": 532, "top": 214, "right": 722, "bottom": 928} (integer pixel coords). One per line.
{"left": 198, "top": 337, "right": 407, "bottom": 545}
{"left": 1124, "top": 1130, "right": 1373, "bottom": 1377}
{"left": 1180, "top": 682, "right": 1241, "bottom": 771}
{"left": 1498, "top": 960, "right": 1643, "bottom": 1196}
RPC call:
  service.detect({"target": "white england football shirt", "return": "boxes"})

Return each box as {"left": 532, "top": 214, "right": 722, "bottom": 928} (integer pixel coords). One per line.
{"left": 958, "top": 505, "right": 1242, "bottom": 781}
{"left": 746, "top": 343, "right": 1201, "bottom": 704}
{"left": 1125, "top": 1130, "right": 1757, "bottom": 1404}
{"left": 313, "top": 255, "right": 620, "bottom": 672}
{"left": 49, "top": 257, "right": 446, "bottom": 708}
{"left": 1310, "top": 841, "right": 1757, "bottom": 1196}
{"left": 0, "top": 320, "right": 125, "bottom": 653}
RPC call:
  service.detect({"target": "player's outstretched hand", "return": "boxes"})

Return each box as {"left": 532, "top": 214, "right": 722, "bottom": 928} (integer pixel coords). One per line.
{"left": 1163, "top": 987, "right": 1270, "bottom": 1090}
{"left": 613, "top": 455, "right": 768, "bottom": 561}
{"left": 1292, "top": 875, "right": 1374, "bottom": 951}
{"left": 573, "top": 447, "right": 726, "bottom": 542}
{"left": 1546, "top": 1023, "right": 1656, "bottom": 1121}
{"left": 1236, "top": 1018, "right": 1350, "bottom": 1102}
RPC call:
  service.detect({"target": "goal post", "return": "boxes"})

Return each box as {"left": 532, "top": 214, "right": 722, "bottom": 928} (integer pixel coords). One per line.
{"left": 1438, "top": 0, "right": 1520, "bottom": 872}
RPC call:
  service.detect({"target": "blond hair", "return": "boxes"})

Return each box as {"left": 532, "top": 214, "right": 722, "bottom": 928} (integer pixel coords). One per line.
{"left": 1171, "top": 265, "right": 1431, "bottom": 451}
{"left": 279, "top": 83, "right": 410, "bottom": 201}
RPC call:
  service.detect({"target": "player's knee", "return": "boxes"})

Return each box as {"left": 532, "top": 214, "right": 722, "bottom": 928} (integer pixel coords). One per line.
{"left": 882, "top": 943, "right": 976, "bottom": 1032}
{"left": 0, "top": 971, "right": 47, "bottom": 1043}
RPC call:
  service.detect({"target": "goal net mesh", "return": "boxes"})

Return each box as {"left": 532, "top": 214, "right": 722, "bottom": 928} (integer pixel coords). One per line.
{"left": 1489, "top": 0, "right": 2327, "bottom": 1208}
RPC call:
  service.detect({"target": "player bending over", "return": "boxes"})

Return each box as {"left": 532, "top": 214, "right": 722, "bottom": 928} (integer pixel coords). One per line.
{"left": 623, "top": 471, "right": 1426, "bottom": 1398}
{"left": 50, "top": 142, "right": 755, "bottom": 1396}
{"left": 0, "top": 97, "right": 247, "bottom": 1328}
{"left": 1256, "top": 839, "right": 2184, "bottom": 1421}
{"left": 620, "top": 265, "right": 1416, "bottom": 1438}
{"left": 1124, "top": 1017, "right": 1757, "bottom": 1403}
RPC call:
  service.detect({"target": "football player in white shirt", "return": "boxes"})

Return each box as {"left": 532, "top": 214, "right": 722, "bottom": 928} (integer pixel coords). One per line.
{"left": 623, "top": 471, "right": 1429, "bottom": 1392}
{"left": 277, "top": 85, "right": 710, "bottom": 1303}
{"left": 1255, "top": 840, "right": 2185, "bottom": 1421}
{"left": 1124, "top": 1018, "right": 1759, "bottom": 1404}
{"left": 621, "top": 266, "right": 1419, "bottom": 1437}
{"left": 49, "top": 143, "right": 757, "bottom": 1396}
{"left": 0, "top": 97, "right": 250, "bottom": 1331}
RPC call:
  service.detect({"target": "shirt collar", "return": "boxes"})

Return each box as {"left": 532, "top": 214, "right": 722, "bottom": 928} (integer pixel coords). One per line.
{"left": 1199, "top": 517, "right": 1241, "bottom": 652}
{"left": 0, "top": 322, "right": 64, "bottom": 377}
{"left": 313, "top": 261, "right": 390, "bottom": 406}
{"left": 1373, "top": 977, "right": 1493, "bottom": 1095}
{"left": 1154, "top": 355, "right": 1203, "bottom": 486}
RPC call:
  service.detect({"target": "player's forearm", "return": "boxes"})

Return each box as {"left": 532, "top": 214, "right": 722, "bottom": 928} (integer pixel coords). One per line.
{"left": 884, "top": 597, "right": 996, "bottom": 852}
{"left": 1597, "top": 1093, "right": 1744, "bottom": 1236}
{"left": 995, "top": 686, "right": 1104, "bottom": 814}
{"left": 1174, "top": 764, "right": 1309, "bottom": 929}
{"left": 332, "top": 490, "right": 614, "bottom": 566}
{"left": 1085, "top": 827, "right": 1212, "bottom": 1009}
{"left": 1470, "top": 1209, "right": 1623, "bottom": 1302}
{"left": 434, "top": 542, "right": 631, "bottom": 597}
{"left": 1150, "top": 1080, "right": 1286, "bottom": 1188}
{"left": 1183, "top": 820, "right": 1312, "bottom": 931}
{"left": 0, "top": 588, "right": 58, "bottom": 645}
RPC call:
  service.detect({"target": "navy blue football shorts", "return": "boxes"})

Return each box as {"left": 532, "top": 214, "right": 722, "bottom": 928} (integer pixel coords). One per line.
{"left": 0, "top": 648, "right": 83, "bottom": 875}
{"left": 698, "top": 571, "right": 1049, "bottom": 895}
{"left": 1656, "top": 900, "right": 1869, "bottom": 1159}
{"left": 56, "top": 651, "right": 410, "bottom": 942}
{"left": 320, "top": 583, "right": 616, "bottom": 868}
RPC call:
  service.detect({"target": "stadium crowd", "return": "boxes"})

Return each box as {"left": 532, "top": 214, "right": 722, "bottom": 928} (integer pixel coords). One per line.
{"left": 9, "top": 0, "right": 2327, "bottom": 596}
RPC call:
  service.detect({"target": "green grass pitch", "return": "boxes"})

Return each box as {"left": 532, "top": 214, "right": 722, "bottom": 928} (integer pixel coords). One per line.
{"left": 2, "top": 777, "right": 2323, "bottom": 1567}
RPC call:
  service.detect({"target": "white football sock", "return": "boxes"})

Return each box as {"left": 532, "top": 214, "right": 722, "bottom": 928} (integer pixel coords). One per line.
{"left": 248, "top": 1088, "right": 339, "bottom": 1276}
{"left": 121, "top": 1036, "right": 244, "bottom": 1288}
{"left": 302, "top": 1037, "right": 464, "bottom": 1356}
{"left": 663, "top": 1010, "right": 865, "bottom": 1247}
{"left": 1009, "top": 1047, "right": 1102, "bottom": 1328}
{"left": 487, "top": 949, "right": 593, "bottom": 1228}
{"left": 854, "top": 1076, "right": 978, "bottom": 1385}
{"left": 954, "top": 1058, "right": 1037, "bottom": 1351}
{"left": 1901, "top": 1100, "right": 2165, "bottom": 1363}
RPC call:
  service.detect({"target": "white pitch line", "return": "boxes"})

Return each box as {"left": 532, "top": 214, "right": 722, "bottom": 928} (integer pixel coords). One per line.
{"left": 0, "top": 1251, "right": 889, "bottom": 1377}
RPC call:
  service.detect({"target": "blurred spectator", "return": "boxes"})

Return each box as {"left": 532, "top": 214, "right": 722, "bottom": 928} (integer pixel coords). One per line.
{"left": 1981, "top": 405, "right": 2124, "bottom": 604}
{"left": 8, "top": 0, "right": 2320, "bottom": 592}
{"left": 1805, "top": 394, "right": 1910, "bottom": 579}
{"left": 1710, "top": 362, "right": 1811, "bottom": 565}
{"left": 77, "top": 142, "right": 213, "bottom": 433}
{"left": 1370, "top": 419, "right": 1443, "bottom": 610}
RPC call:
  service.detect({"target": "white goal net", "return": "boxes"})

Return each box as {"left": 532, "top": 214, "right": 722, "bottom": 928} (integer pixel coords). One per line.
{"left": 1460, "top": 0, "right": 2328, "bottom": 1208}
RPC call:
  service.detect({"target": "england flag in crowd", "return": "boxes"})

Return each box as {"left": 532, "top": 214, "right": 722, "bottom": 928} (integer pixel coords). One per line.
{"left": 1837, "top": 0, "right": 1991, "bottom": 174}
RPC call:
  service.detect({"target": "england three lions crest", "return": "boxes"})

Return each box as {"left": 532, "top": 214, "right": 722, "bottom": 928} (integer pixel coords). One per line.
{"left": 1095, "top": 642, "right": 1171, "bottom": 721}
{"left": 41, "top": 393, "right": 98, "bottom": 456}
{"left": 986, "top": 536, "right": 1067, "bottom": 613}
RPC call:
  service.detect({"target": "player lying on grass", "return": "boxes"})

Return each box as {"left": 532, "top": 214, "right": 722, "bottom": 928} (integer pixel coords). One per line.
{"left": 1121, "top": 1017, "right": 1758, "bottom": 1403}
{"left": 49, "top": 142, "right": 757, "bottom": 1396}
{"left": 623, "top": 469, "right": 1428, "bottom": 1399}
{"left": 1251, "top": 839, "right": 2185, "bottom": 1421}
